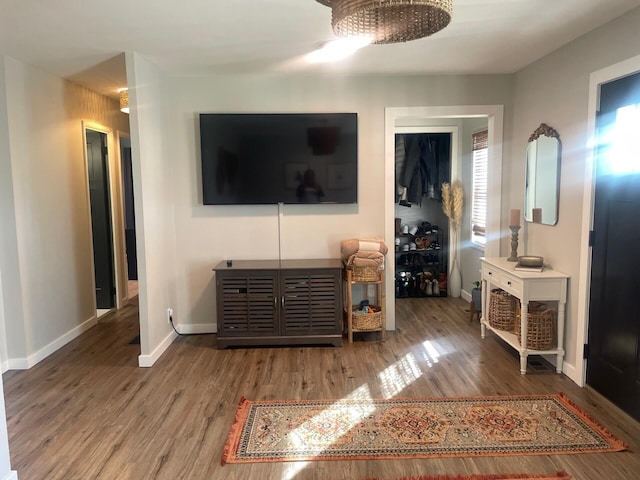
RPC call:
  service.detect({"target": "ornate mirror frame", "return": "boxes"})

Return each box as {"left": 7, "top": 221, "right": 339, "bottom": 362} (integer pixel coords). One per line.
{"left": 524, "top": 123, "right": 561, "bottom": 225}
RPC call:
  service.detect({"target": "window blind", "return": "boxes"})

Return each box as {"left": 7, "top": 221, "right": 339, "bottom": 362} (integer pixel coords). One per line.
{"left": 472, "top": 130, "right": 488, "bottom": 243}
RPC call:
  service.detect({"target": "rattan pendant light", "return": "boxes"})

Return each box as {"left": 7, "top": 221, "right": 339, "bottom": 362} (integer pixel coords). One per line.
{"left": 315, "top": 0, "right": 453, "bottom": 44}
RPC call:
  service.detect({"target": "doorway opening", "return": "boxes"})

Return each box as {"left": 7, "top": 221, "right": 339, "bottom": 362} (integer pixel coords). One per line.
{"left": 384, "top": 106, "right": 504, "bottom": 330}
{"left": 84, "top": 125, "right": 117, "bottom": 318}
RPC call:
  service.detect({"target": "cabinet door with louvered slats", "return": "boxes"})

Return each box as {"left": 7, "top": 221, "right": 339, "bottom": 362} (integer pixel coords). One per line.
{"left": 280, "top": 270, "right": 341, "bottom": 336}
{"left": 217, "top": 271, "right": 278, "bottom": 337}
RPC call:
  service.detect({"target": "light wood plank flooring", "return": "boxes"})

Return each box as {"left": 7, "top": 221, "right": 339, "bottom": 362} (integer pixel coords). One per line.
{"left": 3, "top": 297, "right": 639, "bottom": 479}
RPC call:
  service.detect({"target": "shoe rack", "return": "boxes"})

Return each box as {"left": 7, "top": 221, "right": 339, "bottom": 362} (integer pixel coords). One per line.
{"left": 395, "top": 220, "right": 448, "bottom": 298}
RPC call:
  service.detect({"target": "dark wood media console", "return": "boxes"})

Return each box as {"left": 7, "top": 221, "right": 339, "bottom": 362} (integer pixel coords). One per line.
{"left": 213, "top": 259, "right": 343, "bottom": 348}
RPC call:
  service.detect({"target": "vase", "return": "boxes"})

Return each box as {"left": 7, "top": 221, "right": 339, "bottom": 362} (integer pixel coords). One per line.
{"left": 449, "top": 259, "right": 462, "bottom": 298}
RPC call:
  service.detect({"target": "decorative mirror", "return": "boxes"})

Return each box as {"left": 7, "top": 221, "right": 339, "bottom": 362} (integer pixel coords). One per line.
{"left": 524, "top": 123, "right": 561, "bottom": 225}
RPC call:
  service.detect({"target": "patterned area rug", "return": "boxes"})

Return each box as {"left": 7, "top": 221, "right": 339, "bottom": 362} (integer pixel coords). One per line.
{"left": 364, "top": 474, "right": 571, "bottom": 480}
{"left": 221, "top": 393, "right": 627, "bottom": 464}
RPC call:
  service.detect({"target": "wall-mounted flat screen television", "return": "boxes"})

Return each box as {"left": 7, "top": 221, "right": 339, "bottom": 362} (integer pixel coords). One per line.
{"left": 199, "top": 113, "right": 358, "bottom": 205}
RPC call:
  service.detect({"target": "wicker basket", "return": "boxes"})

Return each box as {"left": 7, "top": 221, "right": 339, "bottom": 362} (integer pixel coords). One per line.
{"left": 349, "top": 265, "right": 382, "bottom": 282}
{"left": 488, "top": 289, "right": 518, "bottom": 331}
{"left": 514, "top": 303, "right": 556, "bottom": 350}
{"left": 352, "top": 306, "right": 383, "bottom": 331}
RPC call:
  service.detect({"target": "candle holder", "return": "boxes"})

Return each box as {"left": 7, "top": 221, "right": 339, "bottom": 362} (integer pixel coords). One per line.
{"left": 507, "top": 225, "right": 520, "bottom": 262}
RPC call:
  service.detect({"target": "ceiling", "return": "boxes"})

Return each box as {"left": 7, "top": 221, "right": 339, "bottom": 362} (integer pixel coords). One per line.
{"left": 1, "top": 0, "right": 639, "bottom": 99}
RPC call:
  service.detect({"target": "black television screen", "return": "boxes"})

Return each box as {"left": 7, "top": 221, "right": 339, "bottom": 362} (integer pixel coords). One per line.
{"left": 199, "top": 113, "right": 358, "bottom": 205}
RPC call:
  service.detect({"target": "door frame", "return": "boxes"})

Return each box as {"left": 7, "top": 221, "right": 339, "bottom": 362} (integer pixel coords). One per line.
{"left": 576, "top": 53, "right": 640, "bottom": 386}
{"left": 82, "top": 121, "right": 127, "bottom": 315}
{"left": 384, "top": 105, "right": 504, "bottom": 330}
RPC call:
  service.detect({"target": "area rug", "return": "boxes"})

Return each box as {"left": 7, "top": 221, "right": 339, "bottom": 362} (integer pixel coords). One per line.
{"left": 363, "top": 474, "right": 571, "bottom": 480}
{"left": 221, "top": 393, "right": 627, "bottom": 464}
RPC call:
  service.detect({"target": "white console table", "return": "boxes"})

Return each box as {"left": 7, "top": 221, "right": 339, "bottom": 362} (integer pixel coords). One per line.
{"left": 480, "top": 257, "right": 569, "bottom": 375}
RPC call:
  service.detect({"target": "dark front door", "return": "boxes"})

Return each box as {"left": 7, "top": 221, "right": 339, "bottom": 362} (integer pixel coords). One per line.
{"left": 587, "top": 71, "right": 640, "bottom": 421}
{"left": 86, "top": 129, "right": 116, "bottom": 309}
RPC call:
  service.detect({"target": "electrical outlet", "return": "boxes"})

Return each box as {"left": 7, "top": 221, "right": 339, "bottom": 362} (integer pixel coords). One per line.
{"left": 167, "top": 308, "right": 173, "bottom": 324}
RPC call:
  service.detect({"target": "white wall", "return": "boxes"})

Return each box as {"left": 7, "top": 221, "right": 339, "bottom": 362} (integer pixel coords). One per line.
{"left": 125, "top": 52, "right": 179, "bottom": 365}
{"left": 0, "top": 62, "right": 19, "bottom": 479}
{"left": 164, "top": 74, "right": 513, "bottom": 332}
{"left": 511, "top": 7, "right": 640, "bottom": 382}
{"left": 459, "top": 117, "right": 489, "bottom": 297}
{"left": 0, "top": 55, "right": 129, "bottom": 369}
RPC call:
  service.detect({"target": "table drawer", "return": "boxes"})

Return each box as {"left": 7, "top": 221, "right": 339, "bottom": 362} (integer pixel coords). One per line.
{"left": 499, "top": 272, "right": 523, "bottom": 297}
{"left": 482, "top": 265, "right": 500, "bottom": 282}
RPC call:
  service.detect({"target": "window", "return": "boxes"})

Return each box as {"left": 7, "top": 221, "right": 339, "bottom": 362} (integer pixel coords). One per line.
{"left": 471, "top": 130, "right": 488, "bottom": 246}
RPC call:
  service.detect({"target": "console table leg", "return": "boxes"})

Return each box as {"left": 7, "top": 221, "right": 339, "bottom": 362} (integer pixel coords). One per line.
{"left": 520, "top": 352, "right": 528, "bottom": 375}
{"left": 556, "top": 300, "right": 566, "bottom": 373}
{"left": 519, "top": 302, "right": 529, "bottom": 374}
{"left": 480, "top": 279, "right": 487, "bottom": 338}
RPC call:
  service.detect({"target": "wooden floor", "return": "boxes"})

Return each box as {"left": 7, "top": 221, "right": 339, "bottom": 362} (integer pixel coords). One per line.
{"left": 3, "top": 297, "right": 639, "bottom": 480}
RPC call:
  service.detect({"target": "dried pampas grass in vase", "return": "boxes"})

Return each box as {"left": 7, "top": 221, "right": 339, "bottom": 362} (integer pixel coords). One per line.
{"left": 442, "top": 180, "right": 464, "bottom": 230}
{"left": 441, "top": 180, "right": 464, "bottom": 297}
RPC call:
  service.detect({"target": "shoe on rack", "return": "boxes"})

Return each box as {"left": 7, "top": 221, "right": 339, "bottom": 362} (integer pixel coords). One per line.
{"left": 432, "top": 279, "right": 440, "bottom": 296}
{"left": 438, "top": 272, "right": 447, "bottom": 292}
{"left": 425, "top": 280, "right": 433, "bottom": 296}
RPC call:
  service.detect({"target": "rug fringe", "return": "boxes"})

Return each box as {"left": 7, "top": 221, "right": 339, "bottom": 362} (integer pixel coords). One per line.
{"left": 361, "top": 471, "right": 572, "bottom": 480}
{"left": 220, "top": 396, "right": 248, "bottom": 466}
{"left": 556, "top": 392, "right": 629, "bottom": 452}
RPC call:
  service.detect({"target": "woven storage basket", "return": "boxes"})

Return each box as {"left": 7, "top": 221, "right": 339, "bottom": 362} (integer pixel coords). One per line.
{"left": 488, "top": 289, "right": 517, "bottom": 331}
{"left": 350, "top": 265, "right": 382, "bottom": 282}
{"left": 515, "top": 303, "right": 556, "bottom": 350}
{"left": 352, "top": 307, "right": 383, "bottom": 331}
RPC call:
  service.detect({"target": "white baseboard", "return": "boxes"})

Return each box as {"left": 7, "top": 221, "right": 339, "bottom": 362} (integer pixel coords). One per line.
{"left": 460, "top": 289, "right": 471, "bottom": 302}
{"left": 561, "top": 361, "right": 582, "bottom": 386}
{"left": 138, "top": 330, "right": 178, "bottom": 368}
{"left": 176, "top": 323, "right": 216, "bottom": 335}
{"left": 0, "top": 470, "right": 18, "bottom": 480}
{"left": 5, "top": 315, "right": 97, "bottom": 371}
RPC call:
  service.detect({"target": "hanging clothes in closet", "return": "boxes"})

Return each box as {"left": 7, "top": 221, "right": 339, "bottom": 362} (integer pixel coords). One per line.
{"left": 396, "top": 133, "right": 451, "bottom": 206}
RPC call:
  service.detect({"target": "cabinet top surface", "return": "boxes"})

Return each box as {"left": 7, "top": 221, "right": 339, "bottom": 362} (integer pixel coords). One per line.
{"left": 213, "top": 259, "right": 342, "bottom": 271}
{"left": 481, "top": 257, "right": 569, "bottom": 279}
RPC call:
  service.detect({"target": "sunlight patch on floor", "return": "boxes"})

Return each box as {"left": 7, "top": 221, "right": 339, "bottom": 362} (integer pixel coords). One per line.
{"left": 282, "top": 342, "right": 447, "bottom": 479}
{"left": 379, "top": 351, "right": 424, "bottom": 398}
{"left": 282, "top": 384, "right": 374, "bottom": 480}
{"left": 420, "top": 339, "right": 442, "bottom": 365}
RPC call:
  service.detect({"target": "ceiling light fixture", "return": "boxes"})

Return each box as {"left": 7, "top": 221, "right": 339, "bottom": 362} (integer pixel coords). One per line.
{"left": 315, "top": 0, "right": 453, "bottom": 44}
{"left": 118, "top": 88, "right": 129, "bottom": 114}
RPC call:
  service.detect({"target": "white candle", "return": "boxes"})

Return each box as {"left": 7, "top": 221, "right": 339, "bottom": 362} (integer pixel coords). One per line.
{"left": 510, "top": 208, "right": 520, "bottom": 226}
{"left": 532, "top": 208, "right": 542, "bottom": 223}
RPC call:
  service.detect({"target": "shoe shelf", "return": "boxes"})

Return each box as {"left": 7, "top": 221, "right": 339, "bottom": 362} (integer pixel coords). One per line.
{"left": 395, "top": 221, "right": 448, "bottom": 298}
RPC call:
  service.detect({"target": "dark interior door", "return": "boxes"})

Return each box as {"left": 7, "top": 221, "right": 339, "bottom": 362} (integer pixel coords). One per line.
{"left": 120, "top": 139, "right": 137, "bottom": 280}
{"left": 587, "top": 71, "right": 640, "bottom": 421}
{"left": 86, "top": 129, "right": 116, "bottom": 309}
